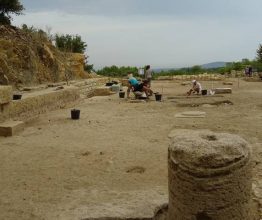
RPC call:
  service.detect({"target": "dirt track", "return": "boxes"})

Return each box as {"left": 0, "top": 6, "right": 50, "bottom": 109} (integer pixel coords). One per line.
{"left": 0, "top": 79, "right": 261, "bottom": 219}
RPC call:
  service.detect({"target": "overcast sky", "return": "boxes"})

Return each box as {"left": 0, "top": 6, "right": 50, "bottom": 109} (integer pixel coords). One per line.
{"left": 13, "top": 0, "right": 262, "bottom": 69}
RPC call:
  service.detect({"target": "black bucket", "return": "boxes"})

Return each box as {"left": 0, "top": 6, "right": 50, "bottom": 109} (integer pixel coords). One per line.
{"left": 119, "top": 91, "right": 125, "bottom": 98}
{"left": 13, "top": 94, "right": 22, "bottom": 100}
{"left": 71, "top": 109, "right": 80, "bottom": 120}
{"left": 106, "top": 82, "right": 114, "bottom": 86}
{"left": 155, "top": 93, "right": 162, "bottom": 101}
{"left": 201, "top": 89, "right": 207, "bottom": 95}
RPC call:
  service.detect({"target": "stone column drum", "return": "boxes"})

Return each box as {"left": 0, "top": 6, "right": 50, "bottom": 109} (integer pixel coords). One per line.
{"left": 168, "top": 130, "right": 252, "bottom": 220}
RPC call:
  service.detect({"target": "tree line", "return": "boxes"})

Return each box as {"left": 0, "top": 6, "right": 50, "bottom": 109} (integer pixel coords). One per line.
{"left": 96, "top": 66, "right": 139, "bottom": 77}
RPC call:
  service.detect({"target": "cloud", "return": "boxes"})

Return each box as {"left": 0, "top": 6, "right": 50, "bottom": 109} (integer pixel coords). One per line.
{"left": 21, "top": 0, "right": 262, "bottom": 18}
{"left": 14, "top": 0, "right": 262, "bottom": 68}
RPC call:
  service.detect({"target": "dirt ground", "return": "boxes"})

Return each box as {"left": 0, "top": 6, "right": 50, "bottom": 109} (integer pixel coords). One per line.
{"left": 0, "top": 79, "right": 261, "bottom": 220}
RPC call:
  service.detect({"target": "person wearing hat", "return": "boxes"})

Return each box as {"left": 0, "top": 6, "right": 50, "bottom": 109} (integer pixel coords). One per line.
{"left": 187, "top": 80, "right": 202, "bottom": 96}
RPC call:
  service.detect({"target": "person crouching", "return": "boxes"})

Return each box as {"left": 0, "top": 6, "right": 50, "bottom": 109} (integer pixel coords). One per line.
{"left": 133, "top": 80, "right": 153, "bottom": 99}
{"left": 187, "top": 80, "right": 202, "bottom": 96}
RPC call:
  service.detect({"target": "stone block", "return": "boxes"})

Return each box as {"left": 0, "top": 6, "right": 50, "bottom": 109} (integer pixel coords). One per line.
{"left": 223, "top": 82, "right": 233, "bottom": 85}
{"left": 0, "top": 86, "right": 12, "bottom": 104}
{"left": 0, "top": 120, "right": 24, "bottom": 136}
{"left": 214, "top": 88, "right": 232, "bottom": 94}
{"left": 175, "top": 111, "right": 206, "bottom": 118}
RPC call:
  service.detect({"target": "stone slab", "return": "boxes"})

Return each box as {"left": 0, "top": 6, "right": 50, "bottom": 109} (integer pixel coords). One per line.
{"left": 214, "top": 88, "right": 232, "bottom": 94}
{"left": 0, "top": 86, "right": 12, "bottom": 104}
{"left": 128, "top": 100, "right": 147, "bottom": 103}
{"left": 0, "top": 120, "right": 24, "bottom": 136}
{"left": 167, "top": 95, "right": 224, "bottom": 99}
{"left": 175, "top": 111, "right": 206, "bottom": 118}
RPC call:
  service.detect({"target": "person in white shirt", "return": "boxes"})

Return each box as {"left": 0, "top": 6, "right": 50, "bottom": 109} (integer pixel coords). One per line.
{"left": 144, "top": 65, "right": 153, "bottom": 87}
{"left": 187, "top": 80, "right": 202, "bottom": 96}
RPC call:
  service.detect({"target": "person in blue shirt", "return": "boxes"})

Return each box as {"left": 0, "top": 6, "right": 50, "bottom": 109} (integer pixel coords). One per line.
{"left": 127, "top": 73, "right": 153, "bottom": 98}
{"left": 127, "top": 74, "right": 139, "bottom": 98}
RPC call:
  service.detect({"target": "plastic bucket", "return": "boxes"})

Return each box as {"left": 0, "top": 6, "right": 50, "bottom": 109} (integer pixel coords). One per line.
{"left": 111, "top": 84, "right": 121, "bottom": 92}
{"left": 155, "top": 93, "right": 162, "bottom": 101}
{"left": 71, "top": 109, "right": 80, "bottom": 120}
{"left": 13, "top": 94, "right": 22, "bottom": 100}
{"left": 201, "top": 90, "right": 207, "bottom": 95}
{"left": 119, "top": 91, "right": 125, "bottom": 98}
{"left": 106, "top": 82, "right": 114, "bottom": 86}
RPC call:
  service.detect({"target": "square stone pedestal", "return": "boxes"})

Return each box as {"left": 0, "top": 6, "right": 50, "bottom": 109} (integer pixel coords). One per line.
{"left": 0, "top": 121, "right": 24, "bottom": 136}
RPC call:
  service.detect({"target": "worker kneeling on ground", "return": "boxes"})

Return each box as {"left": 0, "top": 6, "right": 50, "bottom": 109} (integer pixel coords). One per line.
{"left": 134, "top": 80, "right": 153, "bottom": 98}
{"left": 127, "top": 74, "right": 153, "bottom": 98}
{"left": 187, "top": 80, "right": 202, "bottom": 96}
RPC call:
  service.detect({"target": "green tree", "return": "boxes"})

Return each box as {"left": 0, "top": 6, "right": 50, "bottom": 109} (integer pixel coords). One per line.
{"left": 0, "top": 0, "right": 24, "bottom": 25}
{"left": 84, "top": 64, "right": 94, "bottom": 73}
{"left": 54, "top": 34, "right": 87, "bottom": 53}
{"left": 241, "top": 58, "right": 251, "bottom": 65}
{"left": 191, "top": 65, "right": 202, "bottom": 74}
{"left": 97, "top": 66, "right": 138, "bottom": 77}
{"left": 257, "top": 44, "right": 262, "bottom": 62}
{"left": 21, "top": 24, "right": 50, "bottom": 42}
{"left": 84, "top": 56, "right": 94, "bottom": 73}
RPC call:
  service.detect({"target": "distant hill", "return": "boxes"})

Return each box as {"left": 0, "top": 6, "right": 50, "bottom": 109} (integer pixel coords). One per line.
{"left": 153, "top": 62, "right": 227, "bottom": 73}
{"left": 153, "top": 68, "right": 178, "bottom": 73}
{"left": 201, "top": 62, "right": 226, "bottom": 69}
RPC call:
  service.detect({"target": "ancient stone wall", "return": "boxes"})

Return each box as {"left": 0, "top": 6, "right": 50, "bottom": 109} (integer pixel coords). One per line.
{"left": 0, "top": 78, "right": 107, "bottom": 123}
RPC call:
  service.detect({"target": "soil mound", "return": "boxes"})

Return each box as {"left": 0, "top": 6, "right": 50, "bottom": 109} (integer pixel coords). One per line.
{"left": 0, "top": 25, "right": 89, "bottom": 87}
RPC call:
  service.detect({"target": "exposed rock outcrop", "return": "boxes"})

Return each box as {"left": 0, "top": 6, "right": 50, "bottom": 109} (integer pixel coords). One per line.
{"left": 0, "top": 25, "right": 89, "bottom": 87}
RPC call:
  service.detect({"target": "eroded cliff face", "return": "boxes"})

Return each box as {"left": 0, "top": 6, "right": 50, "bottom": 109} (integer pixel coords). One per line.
{"left": 0, "top": 25, "right": 88, "bottom": 87}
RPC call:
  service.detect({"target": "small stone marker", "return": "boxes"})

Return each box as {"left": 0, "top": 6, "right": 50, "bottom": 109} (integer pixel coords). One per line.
{"left": 168, "top": 129, "right": 252, "bottom": 220}
{"left": 0, "top": 120, "right": 24, "bottom": 136}
{"left": 175, "top": 111, "right": 206, "bottom": 118}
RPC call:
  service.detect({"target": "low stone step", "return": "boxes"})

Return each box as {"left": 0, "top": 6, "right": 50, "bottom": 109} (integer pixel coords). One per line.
{"left": 214, "top": 88, "right": 232, "bottom": 94}
{"left": 0, "top": 120, "right": 24, "bottom": 136}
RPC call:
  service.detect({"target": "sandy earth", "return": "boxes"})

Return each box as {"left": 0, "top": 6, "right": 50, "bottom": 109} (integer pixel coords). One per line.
{"left": 0, "top": 79, "right": 261, "bottom": 220}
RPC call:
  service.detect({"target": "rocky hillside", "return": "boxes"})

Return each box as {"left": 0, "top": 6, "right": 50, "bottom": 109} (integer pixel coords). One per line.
{"left": 0, "top": 25, "right": 89, "bottom": 88}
